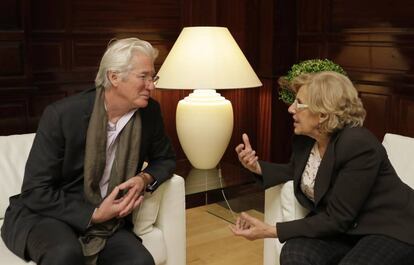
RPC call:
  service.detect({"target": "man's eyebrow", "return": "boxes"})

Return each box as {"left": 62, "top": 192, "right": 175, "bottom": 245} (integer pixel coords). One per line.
{"left": 135, "top": 70, "right": 155, "bottom": 75}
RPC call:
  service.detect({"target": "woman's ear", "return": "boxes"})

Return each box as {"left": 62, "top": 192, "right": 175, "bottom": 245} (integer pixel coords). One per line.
{"left": 107, "top": 71, "right": 119, "bottom": 87}
{"left": 319, "top": 113, "right": 328, "bottom": 124}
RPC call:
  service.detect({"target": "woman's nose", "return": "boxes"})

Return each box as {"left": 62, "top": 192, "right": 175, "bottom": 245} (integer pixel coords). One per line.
{"left": 288, "top": 103, "right": 296, "bottom": 114}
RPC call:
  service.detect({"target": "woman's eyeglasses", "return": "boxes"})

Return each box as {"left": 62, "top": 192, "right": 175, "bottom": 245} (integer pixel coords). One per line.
{"left": 292, "top": 99, "right": 309, "bottom": 111}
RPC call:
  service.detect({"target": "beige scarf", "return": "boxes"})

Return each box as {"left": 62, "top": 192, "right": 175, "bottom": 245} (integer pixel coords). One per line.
{"left": 80, "top": 86, "right": 142, "bottom": 265}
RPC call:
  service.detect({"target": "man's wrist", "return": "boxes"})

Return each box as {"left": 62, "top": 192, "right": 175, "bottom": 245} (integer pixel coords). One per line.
{"left": 137, "top": 172, "right": 153, "bottom": 186}
{"left": 90, "top": 208, "right": 101, "bottom": 224}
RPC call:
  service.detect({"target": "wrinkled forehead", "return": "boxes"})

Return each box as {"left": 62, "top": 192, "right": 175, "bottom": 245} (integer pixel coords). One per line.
{"left": 130, "top": 52, "right": 155, "bottom": 73}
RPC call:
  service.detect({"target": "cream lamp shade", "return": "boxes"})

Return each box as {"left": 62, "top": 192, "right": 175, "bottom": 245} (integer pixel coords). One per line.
{"left": 156, "top": 26, "right": 262, "bottom": 169}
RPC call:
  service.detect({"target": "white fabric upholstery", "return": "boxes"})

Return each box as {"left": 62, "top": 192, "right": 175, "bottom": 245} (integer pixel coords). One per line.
{"left": 0, "top": 133, "right": 35, "bottom": 219}
{"left": 382, "top": 133, "right": 414, "bottom": 188}
{"left": 263, "top": 133, "right": 414, "bottom": 265}
{"left": 0, "top": 133, "right": 186, "bottom": 265}
{"left": 133, "top": 182, "right": 166, "bottom": 236}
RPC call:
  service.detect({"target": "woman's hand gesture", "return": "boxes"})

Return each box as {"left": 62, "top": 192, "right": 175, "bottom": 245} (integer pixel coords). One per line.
{"left": 229, "top": 212, "right": 277, "bottom": 240}
{"left": 235, "top": 133, "right": 262, "bottom": 175}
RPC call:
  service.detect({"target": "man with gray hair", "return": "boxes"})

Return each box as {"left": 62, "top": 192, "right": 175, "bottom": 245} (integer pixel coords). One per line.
{"left": 1, "top": 38, "right": 175, "bottom": 265}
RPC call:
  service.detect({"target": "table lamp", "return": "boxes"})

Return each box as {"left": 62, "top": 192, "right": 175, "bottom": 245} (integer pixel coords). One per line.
{"left": 156, "top": 26, "right": 262, "bottom": 169}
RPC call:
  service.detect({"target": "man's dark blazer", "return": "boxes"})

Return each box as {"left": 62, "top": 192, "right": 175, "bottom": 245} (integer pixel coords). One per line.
{"left": 1, "top": 88, "right": 176, "bottom": 259}
{"left": 258, "top": 126, "right": 414, "bottom": 245}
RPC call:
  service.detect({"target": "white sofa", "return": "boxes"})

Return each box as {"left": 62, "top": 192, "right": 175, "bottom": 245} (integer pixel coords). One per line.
{"left": 263, "top": 133, "right": 414, "bottom": 265}
{"left": 0, "top": 133, "right": 186, "bottom": 265}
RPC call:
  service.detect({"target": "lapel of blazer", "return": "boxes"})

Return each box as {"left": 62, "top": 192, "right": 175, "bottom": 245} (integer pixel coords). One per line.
{"left": 313, "top": 131, "right": 341, "bottom": 207}
{"left": 137, "top": 102, "right": 152, "bottom": 165}
{"left": 138, "top": 108, "right": 146, "bottom": 161}
{"left": 293, "top": 137, "right": 315, "bottom": 210}
{"left": 82, "top": 89, "right": 96, "bottom": 133}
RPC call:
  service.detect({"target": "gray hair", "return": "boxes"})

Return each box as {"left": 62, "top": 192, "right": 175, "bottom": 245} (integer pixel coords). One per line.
{"left": 95, "top": 38, "right": 159, "bottom": 89}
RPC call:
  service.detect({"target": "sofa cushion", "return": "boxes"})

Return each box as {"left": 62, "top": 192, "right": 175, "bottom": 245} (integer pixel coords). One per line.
{"left": 140, "top": 227, "right": 167, "bottom": 265}
{"left": 0, "top": 134, "right": 35, "bottom": 219}
{"left": 382, "top": 133, "right": 414, "bottom": 189}
{"left": 280, "top": 181, "right": 308, "bottom": 221}
{"left": 133, "top": 181, "right": 165, "bottom": 236}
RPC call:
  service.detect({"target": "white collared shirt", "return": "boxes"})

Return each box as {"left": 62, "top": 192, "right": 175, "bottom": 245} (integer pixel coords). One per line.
{"left": 99, "top": 109, "right": 137, "bottom": 197}
{"left": 300, "top": 142, "right": 322, "bottom": 202}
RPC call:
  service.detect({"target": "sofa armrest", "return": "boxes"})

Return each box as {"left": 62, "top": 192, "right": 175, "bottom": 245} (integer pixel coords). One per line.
{"left": 156, "top": 174, "right": 186, "bottom": 265}
{"left": 263, "top": 181, "right": 308, "bottom": 265}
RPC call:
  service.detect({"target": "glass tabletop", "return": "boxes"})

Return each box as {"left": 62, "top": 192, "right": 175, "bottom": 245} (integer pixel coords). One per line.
{"left": 175, "top": 159, "right": 256, "bottom": 196}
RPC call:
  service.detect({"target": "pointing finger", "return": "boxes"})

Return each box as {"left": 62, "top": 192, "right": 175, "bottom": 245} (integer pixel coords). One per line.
{"left": 242, "top": 133, "right": 252, "bottom": 150}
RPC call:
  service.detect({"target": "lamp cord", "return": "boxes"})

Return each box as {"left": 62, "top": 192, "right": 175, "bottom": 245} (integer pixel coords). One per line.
{"left": 218, "top": 168, "right": 237, "bottom": 221}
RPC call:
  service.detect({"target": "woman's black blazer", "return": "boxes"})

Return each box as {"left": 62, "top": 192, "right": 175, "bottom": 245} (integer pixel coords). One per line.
{"left": 259, "top": 127, "right": 414, "bottom": 245}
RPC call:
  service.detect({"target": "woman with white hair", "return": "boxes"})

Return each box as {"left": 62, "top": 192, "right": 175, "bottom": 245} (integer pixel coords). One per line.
{"left": 232, "top": 71, "right": 414, "bottom": 264}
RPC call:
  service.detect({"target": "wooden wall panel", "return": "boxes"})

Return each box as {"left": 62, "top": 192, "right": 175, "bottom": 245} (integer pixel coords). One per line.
{"left": 331, "top": 0, "right": 414, "bottom": 30}
{"left": 372, "top": 46, "right": 413, "bottom": 72}
{"left": 72, "top": 40, "right": 107, "bottom": 70}
{"left": 0, "top": 41, "right": 24, "bottom": 76}
{"left": 398, "top": 97, "right": 414, "bottom": 137}
{"left": 359, "top": 92, "right": 392, "bottom": 140}
{"left": 32, "top": 41, "right": 65, "bottom": 72}
{"left": 0, "top": 0, "right": 183, "bottom": 146}
{"left": 2, "top": 0, "right": 411, "bottom": 168}
{"left": 181, "top": 0, "right": 218, "bottom": 26}
{"left": 296, "top": 0, "right": 414, "bottom": 143}
{"left": 297, "top": 0, "right": 323, "bottom": 32}
{"left": 298, "top": 42, "right": 322, "bottom": 61}
{"left": 0, "top": 0, "right": 22, "bottom": 30}
{"left": 71, "top": 0, "right": 180, "bottom": 32}
{"left": 31, "top": 0, "right": 65, "bottom": 32}
{"left": 327, "top": 44, "right": 371, "bottom": 70}
{"left": 0, "top": 100, "right": 28, "bottom": 134}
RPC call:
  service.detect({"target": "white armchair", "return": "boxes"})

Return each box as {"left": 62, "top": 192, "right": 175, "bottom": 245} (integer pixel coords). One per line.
{"left": 263, "top": 133, "right": 414, "bottom": 265}
{"left": 0, "top": 133, "right": 186, "bottom": 265}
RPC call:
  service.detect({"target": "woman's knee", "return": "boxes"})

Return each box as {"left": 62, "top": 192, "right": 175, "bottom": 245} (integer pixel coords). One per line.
{"left": 280, "top": 238, "right": 309, "bottom": 265}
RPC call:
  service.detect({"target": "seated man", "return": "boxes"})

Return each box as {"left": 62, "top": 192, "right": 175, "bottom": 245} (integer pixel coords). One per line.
{"left": 1, "top": 38, "right": 176, "bottom": 265}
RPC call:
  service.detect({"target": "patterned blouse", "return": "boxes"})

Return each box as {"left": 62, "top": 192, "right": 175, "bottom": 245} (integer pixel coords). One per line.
{"left": 300, "top": 142, "right": 322, "bottom": 202}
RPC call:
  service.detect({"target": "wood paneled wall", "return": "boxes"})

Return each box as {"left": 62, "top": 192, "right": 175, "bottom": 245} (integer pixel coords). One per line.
{"left": 0, "top": 0, "right": 267, "bottom": 164}
{"left": 1, "top": 0, "right": 413, "bottom": 165}
{"left": 0, "top": 0, "right": 181, "bottom": 133}
{"left": 296, "top": 0, "right": 414, "bottom": 141}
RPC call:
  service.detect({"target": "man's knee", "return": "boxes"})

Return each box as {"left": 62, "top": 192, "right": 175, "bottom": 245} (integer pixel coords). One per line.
{"left": 41, "top": 243, "right": 83, "bottom": 265}
{"left": 131, "top": 251, "right": 155, "bottom": 265}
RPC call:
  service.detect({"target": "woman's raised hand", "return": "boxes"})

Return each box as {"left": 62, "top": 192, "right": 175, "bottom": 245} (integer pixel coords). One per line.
{"left": 235, "top": 133, "right": 262, "bottom": 175}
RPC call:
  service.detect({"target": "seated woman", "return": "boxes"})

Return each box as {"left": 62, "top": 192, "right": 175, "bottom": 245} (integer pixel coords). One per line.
{"left": 231, "top": 71, "right": 414, "bottom": 265}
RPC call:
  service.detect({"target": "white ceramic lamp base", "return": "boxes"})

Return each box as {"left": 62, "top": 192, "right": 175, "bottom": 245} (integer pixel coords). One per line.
{"left": 176, "top": 89, "right": 233, "bottom": 169}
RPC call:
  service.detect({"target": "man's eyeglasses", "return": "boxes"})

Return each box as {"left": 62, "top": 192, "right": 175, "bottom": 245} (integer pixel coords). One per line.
{"left": 292, "top": 99, "right": 309, "bottom": 111}
{"left": 135, "top": 73, "right": 159, "bottom": 85}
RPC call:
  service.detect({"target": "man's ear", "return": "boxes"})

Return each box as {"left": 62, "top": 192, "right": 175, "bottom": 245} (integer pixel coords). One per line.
{"left": 107, "top": 71, "right": 119, "bottom": 87}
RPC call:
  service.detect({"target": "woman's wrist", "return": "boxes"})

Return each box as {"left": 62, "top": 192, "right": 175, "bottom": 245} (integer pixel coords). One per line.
{"left": 265, "top": 225, "right": 277, "bottom": 238}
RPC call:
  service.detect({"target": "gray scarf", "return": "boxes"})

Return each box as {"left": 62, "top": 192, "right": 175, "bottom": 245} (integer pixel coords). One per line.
{"left": 80, "top": 86, "right": 142, "bottom": 265}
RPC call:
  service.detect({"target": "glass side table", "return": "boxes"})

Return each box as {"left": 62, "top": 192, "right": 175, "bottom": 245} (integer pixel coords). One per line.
{"left": 175, "top": 159, "right": 260, "bottom": 210}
